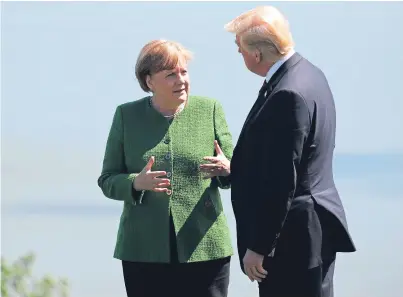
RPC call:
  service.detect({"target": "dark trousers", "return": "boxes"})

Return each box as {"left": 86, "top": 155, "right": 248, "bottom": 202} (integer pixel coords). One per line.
{"left": 258, "top": 255, "right": 336, "bottom": 297}
{"left": 258, "top": 202, "right": 337, "bottom": 297}
{"left": 122, "top": 216, "right": 230, "bottom": 297}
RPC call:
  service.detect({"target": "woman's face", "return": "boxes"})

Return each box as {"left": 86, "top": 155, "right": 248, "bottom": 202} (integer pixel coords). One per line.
{"left": 146, "top": 62, "right": 189, "bottom": 105}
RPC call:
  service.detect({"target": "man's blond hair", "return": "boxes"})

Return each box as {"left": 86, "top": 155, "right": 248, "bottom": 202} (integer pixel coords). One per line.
{"left": 225, "top": 6, "right": 295, "bottom": 63}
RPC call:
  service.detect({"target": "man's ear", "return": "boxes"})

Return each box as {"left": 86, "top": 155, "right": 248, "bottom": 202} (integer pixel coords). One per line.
{"left": 255, "top": 50, "right": 262, "bottom": 63}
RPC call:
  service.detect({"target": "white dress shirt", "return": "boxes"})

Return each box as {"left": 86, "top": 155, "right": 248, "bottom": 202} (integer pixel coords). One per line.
{"left": 265, "top": 49, "right": 296, "bottom": 83}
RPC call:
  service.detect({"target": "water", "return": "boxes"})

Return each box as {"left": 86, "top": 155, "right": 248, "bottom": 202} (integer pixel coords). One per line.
{"left": 2, "top": 169, "right": 403, "bottom": 297}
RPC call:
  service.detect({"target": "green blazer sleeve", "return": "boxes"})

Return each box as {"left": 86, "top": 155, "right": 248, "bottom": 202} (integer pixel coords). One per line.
{"left": 97, "top": 106, "right": 145, "bottom": 205}
{"left": 213, "top": 100, "right": 233, "bottom": 189}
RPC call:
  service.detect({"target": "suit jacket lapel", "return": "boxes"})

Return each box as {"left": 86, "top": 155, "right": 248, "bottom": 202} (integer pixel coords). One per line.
{"left": 244, "top": 81, "right": 268, "bottom": 125}
{"left": 237, "top": 81, "right": 269, "bottom": 142}
{"left": 239, "top": 53, "right": 302, "bottom": 139}
{"left": 235, "top": 52, "right": 303, "bottom": 150}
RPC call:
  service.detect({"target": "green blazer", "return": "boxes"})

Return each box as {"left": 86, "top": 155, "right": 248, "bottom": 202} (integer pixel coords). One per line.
{"left": 97, "top": 95, "right": 234, "bottom": 263}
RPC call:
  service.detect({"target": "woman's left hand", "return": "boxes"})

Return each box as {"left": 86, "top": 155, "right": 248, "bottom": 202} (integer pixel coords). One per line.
{"left": 200, "top": 140, "right": 230, "bottom": 179}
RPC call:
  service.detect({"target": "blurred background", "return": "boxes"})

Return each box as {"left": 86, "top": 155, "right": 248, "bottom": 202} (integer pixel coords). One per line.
{"left": 1, "top": 1, "right": 403, "bottom": 297}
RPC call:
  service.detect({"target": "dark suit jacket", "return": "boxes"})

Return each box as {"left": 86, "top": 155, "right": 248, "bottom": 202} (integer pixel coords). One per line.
{"left": 230, "top": 52, "right": 356, "bottom": 270}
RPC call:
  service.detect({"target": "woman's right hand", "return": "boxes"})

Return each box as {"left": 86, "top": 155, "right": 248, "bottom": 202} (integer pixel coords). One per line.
{"left": 133, "top": 156, "right": 170, "bottom": 192}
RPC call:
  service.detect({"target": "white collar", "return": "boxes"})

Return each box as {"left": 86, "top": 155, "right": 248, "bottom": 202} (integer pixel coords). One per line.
{"left": 265, "top": 49, "right": 296, "bottom": 83}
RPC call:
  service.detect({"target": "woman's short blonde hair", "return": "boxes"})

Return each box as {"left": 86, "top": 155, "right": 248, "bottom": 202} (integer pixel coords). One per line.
{"left": 225, "top": 6, "right": 295, "bottom": 63}
{"left": 135, "top": 40, "right": 193, "bottom": 92}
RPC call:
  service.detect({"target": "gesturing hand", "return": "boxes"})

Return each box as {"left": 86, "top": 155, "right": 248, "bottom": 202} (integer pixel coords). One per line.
{"left": 243, "top": 249, "right": 268, "bottom": 283}
{"left": 133, "top": 156, "right": 170, "bottom": 192}
{"left": 199, "top": 140, "right": 230, "bottom": 179}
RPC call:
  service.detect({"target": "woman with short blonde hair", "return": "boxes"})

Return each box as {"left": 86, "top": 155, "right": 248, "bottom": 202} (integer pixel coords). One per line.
{"left": 98, "top": 39, "right": 234, "bottom": 297}
{"left": 135, "top": 40, "right": 193, "bottom": 92}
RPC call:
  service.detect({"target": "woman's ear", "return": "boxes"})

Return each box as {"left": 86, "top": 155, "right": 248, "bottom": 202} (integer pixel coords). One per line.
{"left": 146, "top": 75, "right": 153, "bottom": 92}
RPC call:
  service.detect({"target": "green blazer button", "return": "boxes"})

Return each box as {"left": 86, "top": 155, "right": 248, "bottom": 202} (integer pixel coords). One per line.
{"left": 204, "top": 199, "right": 212, "bottom": 208}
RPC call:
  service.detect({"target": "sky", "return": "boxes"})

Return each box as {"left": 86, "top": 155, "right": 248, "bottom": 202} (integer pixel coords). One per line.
{"left": 1, "top": 1, "right": 403, "bottom": 207}
{"left": 1, "top": 2, "right": 403, "bottom": 297}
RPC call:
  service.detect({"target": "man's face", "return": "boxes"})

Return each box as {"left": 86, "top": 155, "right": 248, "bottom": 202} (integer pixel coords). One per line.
{"left": 236, "top": 35, "right": 259, "bottom": 74}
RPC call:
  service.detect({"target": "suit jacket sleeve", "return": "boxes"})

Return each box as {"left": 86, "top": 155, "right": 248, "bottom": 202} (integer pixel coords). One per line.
{"left": 213, "top": 100, "right": 234, "bottom": 189}
{"left": 97, "top": 106, "right": 145, "bottom": 205}
{"left": 246, "top": 90, "right": 311, "bottom": 255}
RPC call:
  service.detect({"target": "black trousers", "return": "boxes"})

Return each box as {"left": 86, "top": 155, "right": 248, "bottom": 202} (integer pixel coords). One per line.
{"left": 258, "top": 254, "right": 336, "bottom": 297}
{"left": 122, "top": 216, "right": 230, "bottom": 297}
{"left": 258, "top": 202, "right": 337, "bottom": 297}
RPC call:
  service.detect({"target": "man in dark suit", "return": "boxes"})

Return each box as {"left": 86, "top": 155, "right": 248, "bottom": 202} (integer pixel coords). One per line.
{"left": 224, "top": 6, "right": 356, "bottom": 297}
